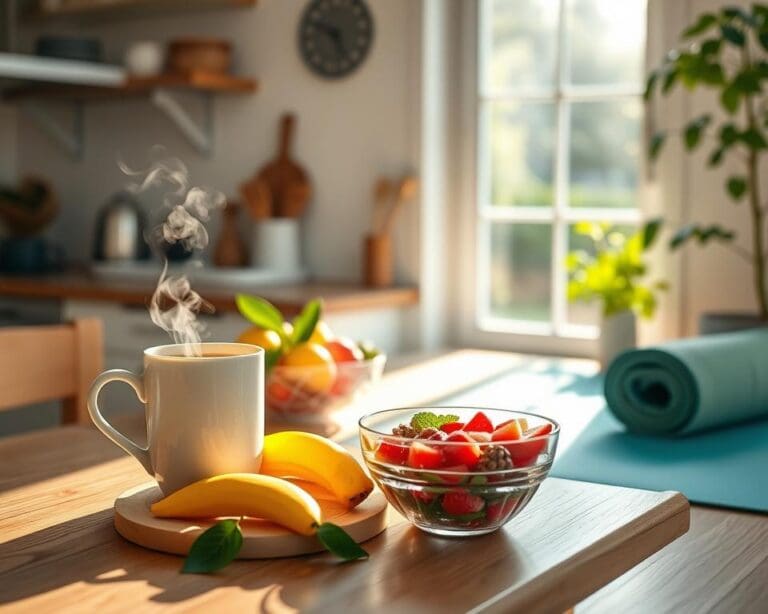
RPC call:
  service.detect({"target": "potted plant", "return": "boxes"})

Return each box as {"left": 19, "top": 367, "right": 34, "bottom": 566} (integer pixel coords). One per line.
{"left": 646, "top": 4, "right": 768, "bottom": 333}
{"left": 566, "top": 219, "right": 666, "bottom": 368}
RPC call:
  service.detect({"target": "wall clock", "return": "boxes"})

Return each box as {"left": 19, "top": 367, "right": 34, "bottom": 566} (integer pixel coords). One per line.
{"left": 298, "top": 0, "right": 374, "bottom": 79}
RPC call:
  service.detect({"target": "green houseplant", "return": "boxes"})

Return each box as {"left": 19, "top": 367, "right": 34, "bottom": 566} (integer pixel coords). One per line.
{"left": 566, "top": 219, "right": 665, "bottom": 366}
{"left": 646, "top": 4, "right": 768, "bottom": 329}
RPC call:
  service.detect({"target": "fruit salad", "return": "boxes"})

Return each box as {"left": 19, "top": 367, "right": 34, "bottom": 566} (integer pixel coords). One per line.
{"left": 235, "top": 294, "right": 386, "bottom": 420}
{"left": 360, "top": 408, "right": 558, "bottom": 536}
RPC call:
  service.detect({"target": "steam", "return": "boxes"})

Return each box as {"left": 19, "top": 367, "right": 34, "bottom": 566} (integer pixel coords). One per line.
{"left": 119, "top": 151, "right": 225, "bottom": 356}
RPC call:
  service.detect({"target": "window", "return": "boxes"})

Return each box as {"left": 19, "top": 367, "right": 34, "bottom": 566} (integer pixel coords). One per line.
{"left": 474, "top": 0, "right": 647, "bottom": 340}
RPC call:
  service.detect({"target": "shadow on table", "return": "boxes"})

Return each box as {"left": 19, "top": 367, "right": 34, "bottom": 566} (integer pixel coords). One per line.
{"left": 0, "top": 509, "right": 525, "bottom": 610}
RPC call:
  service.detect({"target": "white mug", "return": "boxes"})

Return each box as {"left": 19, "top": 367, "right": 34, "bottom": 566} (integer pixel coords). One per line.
{"left": 88, "top": 342, "right": 264, "bottom": 495}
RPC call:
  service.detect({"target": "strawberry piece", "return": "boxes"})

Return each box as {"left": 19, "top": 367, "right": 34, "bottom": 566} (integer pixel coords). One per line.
{"left": 486, "top": 495, "right": 521, "bottom": 523}
{"left": 491, "top": 419, "right": 524, "bottom": 442}
{"left": 495, "top": 417, "right": 527, "bottom": 431}
{"left": 407, "top": 441, "right": 443, "bottom": 469}
{"left": 413, "top": 490, "right": 436, "bottom": 504}
{"left": 441, "top": 490, "right": 485, "bottom": 515}
{"left": 375, "top": 440, "right": 409, "bottom": 465}
{"left": 439, "top": 421, "right": 465, "bottom": 434}
{"left": 443, "top": 431, "right": 482, "bottom": 468}
{"left": 439, "top": 464, "right": 469, "bottom": 484}
{"left": 507, "top": 423, "right": 553, "bottom": 466}
{"left": 463, "top": 411, "right": 494, "bottom": 433}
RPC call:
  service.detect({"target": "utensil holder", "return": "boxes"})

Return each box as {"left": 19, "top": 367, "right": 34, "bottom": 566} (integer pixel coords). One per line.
{"left": 252, "top": 218, "right": 303, "bottom": 273}
{"left": 363, "top": 234, "right": 392, "bottom": 288}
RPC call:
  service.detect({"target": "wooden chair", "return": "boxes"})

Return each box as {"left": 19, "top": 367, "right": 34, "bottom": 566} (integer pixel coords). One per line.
{"left": 0, "top": 318, "right": 103, "bottom": 425}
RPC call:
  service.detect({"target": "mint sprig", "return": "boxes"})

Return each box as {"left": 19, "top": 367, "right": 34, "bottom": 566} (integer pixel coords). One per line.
{"left": 410, "top": 411, "right": 460, "bottom": 431}
{"left": 182, "top": 518, "right": 243, "bottom": 574}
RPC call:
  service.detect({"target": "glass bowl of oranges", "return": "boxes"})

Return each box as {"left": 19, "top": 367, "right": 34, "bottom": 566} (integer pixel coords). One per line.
{"left": 236, "top": 295, "right": 386, "bottom": 423}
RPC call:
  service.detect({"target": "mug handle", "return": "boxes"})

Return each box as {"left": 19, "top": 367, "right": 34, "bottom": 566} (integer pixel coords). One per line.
{"left": 87, "top": 369, "right": 153, "bottom": 475}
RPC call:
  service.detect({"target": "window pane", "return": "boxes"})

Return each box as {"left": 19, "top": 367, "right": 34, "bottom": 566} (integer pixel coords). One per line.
{"left": 490, "top": 102, "right": 556, "bottom": 207}
{"left": 566, "top": 223, "right": 636, "bottom": 326}
{"left": 487, "top": 0, "right": 560, "bottom": 92}
{"left": 568, "top": 99, "right": 641, "bottom": 209}
{"left": 490, "top": 223, "right": 552, "bottom": 322}
{"left": 565, "top": 0, "right": 646, "bottom": 86}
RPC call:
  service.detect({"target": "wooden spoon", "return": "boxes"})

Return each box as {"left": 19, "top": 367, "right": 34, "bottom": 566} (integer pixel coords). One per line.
{"left": 380, "top": 176, "right": 418, "bottom": 236}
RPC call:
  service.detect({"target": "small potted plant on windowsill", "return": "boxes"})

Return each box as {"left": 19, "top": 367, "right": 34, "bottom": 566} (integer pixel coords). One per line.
{"left": 566, "top": 219, "right": 666, "bottom": 369}
{"left": 646, "top": 4, "right": 768, "bottom": 334}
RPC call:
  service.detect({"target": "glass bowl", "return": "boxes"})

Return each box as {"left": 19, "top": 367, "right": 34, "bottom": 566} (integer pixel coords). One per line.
{"left": 359, "top": 407, "right": 559, "bottom": 537}
{"left": 266, "top": 354, "right": 386, "bottom": 423}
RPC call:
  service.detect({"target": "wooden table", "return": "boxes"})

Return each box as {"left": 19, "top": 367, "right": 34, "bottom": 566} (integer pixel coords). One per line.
{"left": 0, "top": 426, "right": 687, "bottom": 613}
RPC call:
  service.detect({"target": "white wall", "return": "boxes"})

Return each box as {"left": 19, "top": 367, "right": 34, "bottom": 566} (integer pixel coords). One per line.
{"left": 17, "top": 0, "right": 421, "bottom": 284}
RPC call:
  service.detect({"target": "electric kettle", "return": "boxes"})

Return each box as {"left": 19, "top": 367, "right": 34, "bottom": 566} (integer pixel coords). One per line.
{"left": 93, "top": 191, "right": 150, "bottom": 261}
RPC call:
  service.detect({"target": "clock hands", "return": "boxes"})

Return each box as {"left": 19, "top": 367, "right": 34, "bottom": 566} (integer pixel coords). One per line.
{"left": 314, "top": 19, "right": 346, "bottom": 59}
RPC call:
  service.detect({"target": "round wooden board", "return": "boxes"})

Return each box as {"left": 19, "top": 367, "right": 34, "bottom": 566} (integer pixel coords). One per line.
{"left": 114, "top": 482, "right": 388, "bottom": 559}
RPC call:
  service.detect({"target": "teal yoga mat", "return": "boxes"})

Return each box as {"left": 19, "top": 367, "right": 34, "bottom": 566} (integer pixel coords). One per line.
{"left": 552, "top": 409, "right": 768, "bottom": 512}
{"left": 605, "top": 328, "right": 768, "bottom": 435}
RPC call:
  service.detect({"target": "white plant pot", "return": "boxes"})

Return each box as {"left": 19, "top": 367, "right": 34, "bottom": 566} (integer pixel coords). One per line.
{"left": 599, "top": 311, "right": 636, "bottom": 371}
{"left": 251, "top": 218, "right": 303, "bottom": 274}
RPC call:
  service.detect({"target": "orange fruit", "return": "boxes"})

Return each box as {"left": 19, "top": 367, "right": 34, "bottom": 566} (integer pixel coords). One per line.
{"left": 236, "top": 327, "right": 282, "bottom": 352}
{"left": 280, "top": 342, "right": 337, "bottom": 393}
{"left": 309, "top": 321, "right": 334, "bottom": 345}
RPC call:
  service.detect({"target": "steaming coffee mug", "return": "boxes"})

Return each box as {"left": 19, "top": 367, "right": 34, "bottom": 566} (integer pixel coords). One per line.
{"left": 88, "top": 343, "right": 264, "bottom": 495}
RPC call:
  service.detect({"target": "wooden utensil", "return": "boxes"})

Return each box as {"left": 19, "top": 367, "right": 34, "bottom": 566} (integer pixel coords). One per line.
{"left": 380, "top": 176, "right": 418, "bottom": 236}
{"left": 371, "top": 177, "right": 392, "bottom": 235}
{"left": 254, "top": 113, "right": 312, "bottom": 219}
{"left": 239, "top": 175, "right": 272, "bottom": 220}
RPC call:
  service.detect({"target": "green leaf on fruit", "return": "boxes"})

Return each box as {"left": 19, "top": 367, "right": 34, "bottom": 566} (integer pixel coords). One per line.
{"left": 469, "top": 475, "right": 488, "bottom": 486}
{"left": 182, "top": 519, "right": 243, "bottom": 574}
{"left": 236, "top": 294, "right": 285, "bottom": 336}
{"left": 265, "top": 348, "right": 282, "bottom": 371}
{"left": 410, "top": 412, "right": 460, "bottom": 431}
{"left": 291, "top": 298, "right": 322, "bottom": 344}
{"left": 315, "top": 522, "right": 369, "bottom": 561}
{"left": 357, "top": 340, "right": 380, "bottom": 360}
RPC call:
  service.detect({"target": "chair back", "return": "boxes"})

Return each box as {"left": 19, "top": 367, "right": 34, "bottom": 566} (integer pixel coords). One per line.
{"left": 0, "top": 319, "right": 103, "bottom": 424}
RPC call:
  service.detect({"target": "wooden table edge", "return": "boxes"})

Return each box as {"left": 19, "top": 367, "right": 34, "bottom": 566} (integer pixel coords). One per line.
{"left": 476, "top": 489, "right": 691, "bottom": 613}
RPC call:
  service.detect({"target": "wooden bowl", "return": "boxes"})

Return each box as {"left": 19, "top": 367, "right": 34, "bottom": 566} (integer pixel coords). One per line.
{"left": 167, "top": 38, "right": 232, "bottom": 75}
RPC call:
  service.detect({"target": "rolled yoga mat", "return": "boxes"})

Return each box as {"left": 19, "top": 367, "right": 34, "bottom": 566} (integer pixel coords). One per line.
{"left": 605, "top": 328, "right": 768, "bottom": 435}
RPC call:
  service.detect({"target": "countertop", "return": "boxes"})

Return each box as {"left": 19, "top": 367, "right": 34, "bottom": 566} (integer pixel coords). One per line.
{"left": 0, "top": 272, "right": 419, "bottom": 315}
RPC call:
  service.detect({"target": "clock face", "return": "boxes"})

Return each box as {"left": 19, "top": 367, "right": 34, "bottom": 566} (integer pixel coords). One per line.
{"left": 298, "top": 0, "right": 374, "bottom": 79}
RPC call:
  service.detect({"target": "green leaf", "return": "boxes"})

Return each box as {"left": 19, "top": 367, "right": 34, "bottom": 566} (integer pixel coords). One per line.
{"left": 684, "top": 115, "right": 711, "bottom": 149}
{"left": 315, "top": 522, "right": 369, "bottom": 561}
{"left": 740, "top": 128, "right": 768, "bottom": 149}
{"left": 726, "top": 176, "right": 748, "bottom": 200}
{"left": 649, "top": 132, "right": 666, "bottom": 160}
{"left": 662, "top": 68, "right": 679, "bottom": 93}
{"left": 670, "top": 224, "right": 735, "bottom": 249}
{"left": 733, "top": 70, "right": 762, "bottom": 93}
{"left": 265, "top": 348, "right": 282, "bottom": 371}
{"left": 709, "top": 146, "right": 726, "bottom": 166}
{"left": 721, "top": 24, "right": 746, "bottom": 45}
{"left": 720, "top": 123, "right": 740, "bottom": 145}
{"left": 291, "top": 298, "right": 322, "bottom": 344}
{"left": 700, "top": 38, "right": 722, "bottom": 56}
{"left": 721, "top": 85, "right": 741, "bottom": 113}
{"left": 182, "top": 519, "right": 243, "bottom": 574}
{"left": 644, "top": 70, "right": 659, "bottom": 101}
{"left": 235, "top": 294, "right": 285, "bottom": 335}
{"left": 642, "top": 218, "right": 663, "bottom": 249}
{"left": 759, "top": 32, "right": 768, "bottom": 52}
{"left": 683, "top": 13, "right": 718, "bottom": 38}
{"left": 357, "top": 340, "right": 380, "bottom": 360}
{"left": 410, "top": 412, "right": 460, "bottom": 431}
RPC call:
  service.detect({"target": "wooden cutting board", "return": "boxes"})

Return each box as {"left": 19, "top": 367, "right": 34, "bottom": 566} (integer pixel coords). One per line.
{"left": 114, "top": 482, "right": 388, "bottom": 559}
{"left": 240, "top": 113, "right": 311, "bottom": 219}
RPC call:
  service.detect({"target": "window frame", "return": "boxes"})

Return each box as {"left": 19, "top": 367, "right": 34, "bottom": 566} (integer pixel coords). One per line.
{"left": 455, "top": 0, "right": 650, "bottom": 357}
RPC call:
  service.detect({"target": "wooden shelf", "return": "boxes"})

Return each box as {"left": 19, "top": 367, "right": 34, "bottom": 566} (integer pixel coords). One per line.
{"left": 0, "top": 274, "right": 420, "bottom": 316}
{"left": 24, "top": 0, "right": 257, "bottom": 22}
{"left": 4, "top": 72, "right": 258, "bottom": 101}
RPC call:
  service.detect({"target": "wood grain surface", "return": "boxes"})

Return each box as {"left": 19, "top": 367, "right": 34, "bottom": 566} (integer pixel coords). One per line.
{"left": 0, "top": 274, "right": 419, "bottom": 316}
{"left": 0, "top": 425, "right": 688, "bottom": 613}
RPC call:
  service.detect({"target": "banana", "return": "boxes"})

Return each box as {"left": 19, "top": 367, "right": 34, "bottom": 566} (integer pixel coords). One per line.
{"left": 260, "top": 431, "right": 374, "bottom": 509}
{"left": 150, "top": 473, "right": 322, "bottom": 536}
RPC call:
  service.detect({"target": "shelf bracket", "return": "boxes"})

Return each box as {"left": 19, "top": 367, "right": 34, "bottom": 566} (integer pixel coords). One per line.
{"left": 150, "top": 89, "right": 214, "bottom": 156}
{"left": 20, "top": 100, "right": 84, "bottom": 160}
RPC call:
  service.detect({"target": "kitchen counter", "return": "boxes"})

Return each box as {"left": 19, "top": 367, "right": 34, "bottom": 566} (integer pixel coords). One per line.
{"left": 0, "top": 273, "right": 419, "bottom": 315}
